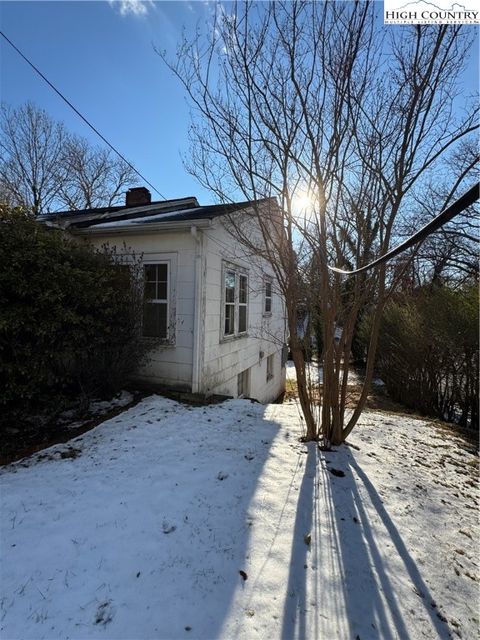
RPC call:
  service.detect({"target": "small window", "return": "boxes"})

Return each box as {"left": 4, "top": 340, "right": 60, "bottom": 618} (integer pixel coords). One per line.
{"left": 238, "top": 368, "right": 250, "bottom": 397}
{"left": 264, "top": 280, "right": 272, "bottom": 314}
{"left": 222, "top": 264, "right": 249, "bottom": 338}
{"left": 266, "top": 354, "right": 274, "bottom": 381}
{"left": 143, "top": 263, "right": 168, "bottom": 339}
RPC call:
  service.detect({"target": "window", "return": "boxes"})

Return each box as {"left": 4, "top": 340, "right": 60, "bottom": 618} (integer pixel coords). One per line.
{"left": 224, "top": 270, "right": 236, "bottom": 336}
{"left": 264, "top": 279, "right": 272, "bottom": 314}
{"left": 222, "top": 264, "right": 249, "bottom": 338}
{"left": 266, "top": 354, "right": 274, "bottom": 381}
{"left": 238, "top": 368, "right": 250, "bottom": 397}
{"left": 143, "top": 263, "right": 168, "bottom": 339}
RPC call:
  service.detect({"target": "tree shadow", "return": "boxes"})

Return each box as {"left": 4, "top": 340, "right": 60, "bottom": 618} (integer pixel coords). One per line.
{"left": 322, "top": 444, "right": 452, "bottom": 640}
{"left": 279, "top": 442, "right": 452, "bottom": 640}
{"left": 0, "top": 399, "right": 283, "bottom": 640}
{"left": 281, "top": 444, "right": 318, "bottom": 640}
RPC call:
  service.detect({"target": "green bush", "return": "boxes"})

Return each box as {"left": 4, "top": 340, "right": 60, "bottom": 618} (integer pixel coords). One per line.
{"left": 0, "top": 205, "right": 148, "bottom": 430}
{"left": 365, "top": 284, "right": 479, "bottom": 430}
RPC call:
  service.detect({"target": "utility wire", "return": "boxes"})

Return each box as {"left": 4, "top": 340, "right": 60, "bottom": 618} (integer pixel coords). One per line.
{"left": 0, "top": 30, "right": 166, "bottom": 200}
{"left": 329, "top": 182, "right": 480, "bottom": 276}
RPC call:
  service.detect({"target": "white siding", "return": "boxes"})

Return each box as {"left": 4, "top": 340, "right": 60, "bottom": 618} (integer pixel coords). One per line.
{"left": 200, "top": 220, "right": 287, "bottom": 403}
{"left": 87, "top": 230, "right": 197, "bottom": 390}
{"left": 83, "top": 214, "right": 287, "bottom": 403}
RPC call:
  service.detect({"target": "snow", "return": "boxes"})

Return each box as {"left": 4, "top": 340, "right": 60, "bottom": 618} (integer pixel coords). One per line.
{"left": 286, "top": 360, "right": 362, "bottom": 386}
{"left": 91, "top": 207, "right": 202, "bottom": 228}
{"left": 87, "top": 390, "right": 134, "bottom": 416}
{"left": 1, "top": 395, "right": 478, "bottom": 640}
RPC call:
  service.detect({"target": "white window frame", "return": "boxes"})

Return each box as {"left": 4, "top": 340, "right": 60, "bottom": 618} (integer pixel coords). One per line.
{"left": 142, "top": 253, "right": 177, "bottom": 345}
{"left": 264, "top": 278, "right": 273, "bottom": 316}
{"left": 221, "top": 262, "right": 249, "bottom": 341}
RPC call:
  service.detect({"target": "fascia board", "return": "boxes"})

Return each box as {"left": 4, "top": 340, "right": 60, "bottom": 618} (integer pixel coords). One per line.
{"left": 71, "top": 219, "right": 213, "bottom": 236}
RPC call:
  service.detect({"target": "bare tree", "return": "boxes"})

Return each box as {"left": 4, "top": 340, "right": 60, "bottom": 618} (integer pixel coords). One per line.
{"left": 0, "top": 102, "right": 137, "bottom": 214}
{"left": 406, "top": 142, "right": 479, "bottom": 286}
{"left": 322, "top": 22, "right": 479, "bottom": 444}
{"left": 59, "top": 135, "right": 137, "bottom": 210}
{"left": 0, "top": 102, "right": 67, "bottom": 214}
{"left": 160, "top": 1, "right": 478, "bottom": 444}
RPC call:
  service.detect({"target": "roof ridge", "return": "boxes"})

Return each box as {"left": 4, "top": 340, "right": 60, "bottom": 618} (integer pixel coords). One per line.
{"left": 40, "top": 196, "right": 200, "bottom": 220}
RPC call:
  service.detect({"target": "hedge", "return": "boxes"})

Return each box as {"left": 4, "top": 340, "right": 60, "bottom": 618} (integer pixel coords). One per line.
{"left": 0, "top": 205, "right": 148, "bottom": 431}
{"left": 367, "top": 284, "right": 478, "bottom": 430}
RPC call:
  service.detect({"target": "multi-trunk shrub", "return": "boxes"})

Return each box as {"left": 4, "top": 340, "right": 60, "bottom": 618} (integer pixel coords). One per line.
{"left": 0, "top": 205, "right": 148, "bottom": 431}
{"left": 365, "top": 284, "right": 478, "bottom": 430}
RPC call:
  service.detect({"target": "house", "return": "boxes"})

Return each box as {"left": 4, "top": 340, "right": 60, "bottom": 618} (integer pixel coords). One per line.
{"left": 42, "top": 187, "right": 287, "bottom": 403}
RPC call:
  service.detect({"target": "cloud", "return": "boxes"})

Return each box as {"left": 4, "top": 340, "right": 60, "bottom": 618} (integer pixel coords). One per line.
{"left": 109, "top": 0, "right": 155, "bottom": 18}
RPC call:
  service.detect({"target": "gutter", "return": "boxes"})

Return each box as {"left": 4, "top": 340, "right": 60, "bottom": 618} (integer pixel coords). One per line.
{"left": 70, "top": 219, "right": 213, "bottom": 236}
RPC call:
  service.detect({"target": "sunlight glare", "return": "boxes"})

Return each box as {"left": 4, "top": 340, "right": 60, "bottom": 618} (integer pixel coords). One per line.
{"left": 292, "top": 190, "right": 315, "bottom": 223}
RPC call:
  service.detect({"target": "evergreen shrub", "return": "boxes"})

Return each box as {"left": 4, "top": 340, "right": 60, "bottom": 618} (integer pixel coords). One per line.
{"left": 0, "top": 205, "right": 148, "bottom": 432}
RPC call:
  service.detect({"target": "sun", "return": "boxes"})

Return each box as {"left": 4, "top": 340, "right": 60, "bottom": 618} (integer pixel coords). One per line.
{"left": 295, "top": 192, "right": 313, "bottom": 211}
{"left": 291, "top": 190, "right": 315, "bottom": 221}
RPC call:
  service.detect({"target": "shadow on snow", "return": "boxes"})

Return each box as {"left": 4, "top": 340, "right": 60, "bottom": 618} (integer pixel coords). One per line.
{"left": 280, "top": 442, "right": 451, "bottom": 640}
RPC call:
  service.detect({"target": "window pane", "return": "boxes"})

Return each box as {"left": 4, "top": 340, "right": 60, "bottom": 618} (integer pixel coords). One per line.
{"left": 144, "top": 265, "right": 157, "bottom": 281}
{"left": 144, "top": 263, "right": 168, "bottom": 300}
{"left": 239, "top": 275, "right": 247, "bottom": 304}
{"left": 144, "top": 281, "right": 156, "bottom": 300}
{"left": 225, "top": 304, "right": 235, "bottom": 335}
{"left": 143, "top": 303, "right": 167, "bottom": 339}
{"left": 225, "top": 271, "right": 235, "bottom": 303}
{"left": 157, "top": 264, "right": 168, "bottom": 282}
{"left": 239, "top": 305, "right": 247, "bottom": 333}
{"left": 265, "top": 281, "right": 272, "bottom": 313}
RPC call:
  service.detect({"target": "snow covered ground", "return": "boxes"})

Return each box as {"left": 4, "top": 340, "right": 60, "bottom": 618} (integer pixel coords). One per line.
{"left": 286, "top": 360, "right": 363, "bottom": 386}
{"left": 1, "top": 395, "right": 478, "bottom": 640}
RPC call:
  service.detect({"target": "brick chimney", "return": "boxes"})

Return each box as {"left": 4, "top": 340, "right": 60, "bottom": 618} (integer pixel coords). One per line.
{"left": 126, "top": 187, "right": 151, "bottom": 207}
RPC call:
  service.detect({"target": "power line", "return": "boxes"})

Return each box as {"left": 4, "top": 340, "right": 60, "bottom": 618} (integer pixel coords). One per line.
{"left": 329, "top": 182, "right": 480, "bottom": 276}
{"left": 0, "top": 30, "right": 166, "bottom": 200}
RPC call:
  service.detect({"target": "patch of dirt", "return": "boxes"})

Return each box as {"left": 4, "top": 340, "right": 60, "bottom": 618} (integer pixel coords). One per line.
{"left": 94, "top": 600, "right": 115, "bottom": 625}
{"left": 0, "top": 390, "right": 146, "bottom": 466}
{"left": 130, "top": 381, "right": 230, "bottom": 407}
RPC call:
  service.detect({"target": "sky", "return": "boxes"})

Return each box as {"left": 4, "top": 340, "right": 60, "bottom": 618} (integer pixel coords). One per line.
{"left": 0, "top": 1, "right": 478, "bottom": 208}
{"left": 0, "top": 0, "right": 218, "bottom": 204}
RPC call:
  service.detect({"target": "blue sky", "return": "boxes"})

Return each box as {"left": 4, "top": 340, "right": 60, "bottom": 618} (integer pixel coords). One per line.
{"left": 0, "top": 0, "right": 217, "bottom": 203}
{"left": 1, "top": 1, "right": 478, "bottom": 207}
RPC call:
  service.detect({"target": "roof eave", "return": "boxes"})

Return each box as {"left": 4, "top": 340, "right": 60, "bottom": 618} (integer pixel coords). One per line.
{"left": 71, "top": 218, "right": 213, "bottom": 236}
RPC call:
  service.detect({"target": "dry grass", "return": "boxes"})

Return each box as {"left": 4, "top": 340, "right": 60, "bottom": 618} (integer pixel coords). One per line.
{"left": 282, "top": 376, "right": 478, "bottom": 451}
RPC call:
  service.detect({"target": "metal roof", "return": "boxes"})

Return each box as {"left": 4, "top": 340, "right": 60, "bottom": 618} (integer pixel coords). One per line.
{"left": 39, "top": 197, "right": 275, "bottom": 230}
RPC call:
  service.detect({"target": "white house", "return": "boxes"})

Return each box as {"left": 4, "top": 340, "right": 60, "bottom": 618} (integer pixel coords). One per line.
{"left": 43, "top": 187, "right": 287, "bottom": 403}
